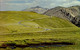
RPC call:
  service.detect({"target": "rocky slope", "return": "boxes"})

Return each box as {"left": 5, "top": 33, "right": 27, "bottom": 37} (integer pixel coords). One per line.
{"left": 23, "top": 6, "right": 48, "bottom": 14}
{"left": 43, "top": 6, "right": 80, "bottom": 27}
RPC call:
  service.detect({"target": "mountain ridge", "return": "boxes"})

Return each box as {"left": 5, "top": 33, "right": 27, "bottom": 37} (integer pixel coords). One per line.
{"left": 23, "top": 6, "right": 48, "bottom": 14}
{"left": 43, "top": 5, "right": 80, "bottom": 27}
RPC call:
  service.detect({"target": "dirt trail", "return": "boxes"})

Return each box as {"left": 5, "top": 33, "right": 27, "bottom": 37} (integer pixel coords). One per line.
{"left": 18, "top": 17, "right": 51, "bottom": 31}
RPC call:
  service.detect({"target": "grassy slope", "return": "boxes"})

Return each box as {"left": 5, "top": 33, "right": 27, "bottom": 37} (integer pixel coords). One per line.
{"left": 0, "top": 11, "right": 76, "bottom": 33}
{"left": 0, "top": 11, "right": 80, "bottom": 50}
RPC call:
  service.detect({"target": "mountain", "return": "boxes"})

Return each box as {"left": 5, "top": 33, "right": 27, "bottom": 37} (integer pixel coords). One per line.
{"left": 23, "top": 6, "right": 48, "bottom": 14}
{"left": 43, "top": 5, "right": 80, "bottom": 27}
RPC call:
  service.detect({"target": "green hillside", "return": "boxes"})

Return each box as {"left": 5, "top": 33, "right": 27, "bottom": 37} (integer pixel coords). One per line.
{"left": 0, "top": 11, "right": 76, "bottom": 33}
{"left": 0, "top": 11, "right": 80, "bottom": 50}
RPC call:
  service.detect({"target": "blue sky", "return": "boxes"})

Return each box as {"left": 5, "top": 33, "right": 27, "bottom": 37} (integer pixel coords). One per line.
{"left": 0, "top": 0, "right": 80, "bottom": 11}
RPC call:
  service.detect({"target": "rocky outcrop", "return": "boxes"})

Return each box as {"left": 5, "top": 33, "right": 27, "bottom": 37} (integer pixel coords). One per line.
{"left": 23, "top": 6, "right": 48, "bottom": 14}
{"left": 43, "top": 6, "right": 80, "bottom": 27}
{"left": 71, "top": 16, "right": 80, "bottom": 27}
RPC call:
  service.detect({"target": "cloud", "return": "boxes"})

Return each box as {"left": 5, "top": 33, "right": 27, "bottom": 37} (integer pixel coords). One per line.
{"left": 60, "top": 0, "right": 80, "bottom": 7}
{"left": 0, "top": 0, "right": 80, "bottom": 11}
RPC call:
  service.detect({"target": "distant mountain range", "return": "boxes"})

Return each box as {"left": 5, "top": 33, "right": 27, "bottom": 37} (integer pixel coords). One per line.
{"left": 23, "top": 5, "right": 80, "bottom": 27}
{"left": 43, "top": 5, "right": 80, "bottom": 27}
{"left": 23, "top": 6, "right": 48, "bottom": 14}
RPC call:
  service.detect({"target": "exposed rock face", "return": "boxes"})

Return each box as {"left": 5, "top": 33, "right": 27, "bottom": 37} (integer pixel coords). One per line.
{"left": 43, "top": 6, "right": 80, "bottom": 27}
{"left": 23, "top": 6, "right": 48, "bottom": 14}
{"left": 71, "top": 16, "right": 80, "bottom": 27}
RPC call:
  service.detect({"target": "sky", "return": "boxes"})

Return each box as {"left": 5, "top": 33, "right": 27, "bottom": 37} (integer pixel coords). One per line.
{"left": 0, "top": 0, "right": 80, "bottom": 11}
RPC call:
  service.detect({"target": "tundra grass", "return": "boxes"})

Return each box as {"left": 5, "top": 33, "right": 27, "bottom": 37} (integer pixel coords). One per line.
{"left": 0, "top": 11, "right": 76, "bottom": 34}
{"left": 0, "top": 11, "right": 80, "bottom": 50}
{"left": 0, "top": 28, "right": 80, "bottom": 50}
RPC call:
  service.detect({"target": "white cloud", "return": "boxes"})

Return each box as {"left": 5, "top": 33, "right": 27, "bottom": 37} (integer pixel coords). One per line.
{"left": 0, "top": 0, "right": 80, "bottom": 11}
{"left": 60, "top": 0, "right": 80, "bottom": 7}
